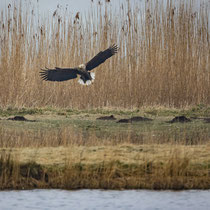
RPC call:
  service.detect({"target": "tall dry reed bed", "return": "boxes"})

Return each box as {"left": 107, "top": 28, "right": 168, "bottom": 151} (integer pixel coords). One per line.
{"left": 0, "top": 0, "right": 209, "bottom": 109}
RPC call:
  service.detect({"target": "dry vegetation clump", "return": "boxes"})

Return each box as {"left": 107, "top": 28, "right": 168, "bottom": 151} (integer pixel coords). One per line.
{"left": 0, "top": 0, "right": 209, "bottom": 109}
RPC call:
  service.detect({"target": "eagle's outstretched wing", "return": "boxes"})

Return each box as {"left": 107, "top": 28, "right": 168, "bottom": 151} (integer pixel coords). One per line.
{"left": 85, "top": 44, "right": 118, "bottom": 71}
{"left": 40, "top": 67, "right": 79, "bottom": 82}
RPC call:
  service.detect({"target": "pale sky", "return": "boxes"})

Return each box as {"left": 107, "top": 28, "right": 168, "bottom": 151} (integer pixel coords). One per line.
{"left": 0, "top": 0, "right": 209, "bottom": 15}
{"left": 0, "top": 0, "right": 209, "bottom": 21}
{"left": 0, "top": 0, "right": 136, "bottom": 15}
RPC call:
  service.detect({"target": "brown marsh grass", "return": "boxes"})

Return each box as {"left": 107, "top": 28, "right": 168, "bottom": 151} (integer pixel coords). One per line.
{"left": 0, "top": 0, "right": 209, "bottom": 109}
{"left": 0, "top": 117, "right": 210, "bottom": 190}
{"left": 1, "top": 143, "right": 210, "bottom": 190}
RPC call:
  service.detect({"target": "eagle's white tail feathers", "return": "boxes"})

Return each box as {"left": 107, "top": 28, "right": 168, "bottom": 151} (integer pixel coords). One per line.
{"left": 90, "top": 72, "right": 95, "bottom": 80}
{"left": 86, "top": 80, "right": 92, "bottom": 85}
{"left": 78, "top": 72, "right": 95, "bottom": 86}
{"left": 78, "top": 79, "right": 86, "bottom": 85}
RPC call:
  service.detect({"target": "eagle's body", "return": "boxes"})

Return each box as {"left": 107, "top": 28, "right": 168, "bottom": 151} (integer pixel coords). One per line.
{"left": 40, "top": 44, "right": 118, "bottom": 85}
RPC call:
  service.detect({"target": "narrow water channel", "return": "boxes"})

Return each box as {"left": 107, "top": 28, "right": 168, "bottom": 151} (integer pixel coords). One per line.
{"left": 0, "top": 189, "right": 209, "bottom": 210}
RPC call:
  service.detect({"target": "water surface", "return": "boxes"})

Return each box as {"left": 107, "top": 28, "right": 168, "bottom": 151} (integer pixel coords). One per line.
{"left": 0, "top": 189, "right": 210, "bottom": 210}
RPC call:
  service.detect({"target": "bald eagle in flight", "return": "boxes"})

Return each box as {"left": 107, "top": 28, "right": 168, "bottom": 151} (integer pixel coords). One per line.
{"left": 40, "top": 44, "right": 118, "bottom": 85}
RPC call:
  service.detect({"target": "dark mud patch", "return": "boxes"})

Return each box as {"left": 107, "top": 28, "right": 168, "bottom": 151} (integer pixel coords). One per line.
{"left": 204, "top": 118, "right": 210, "bottom": 123}
{"left": 7, "top": 116, "right": 36, "bottom": 122}
{"left": 168, "top": 116, "right": 191, "bottom": 123}
{"left": 130, "top": 116, "right": 153, "bottom": 122}
{"left": 117, "top": 116, "right": 153, "bottom": 123}
{"left": 117, "top": 118, "right": 131, "bottom": 123}
{"left": 97, "top": 115, "right": 116, "bottom": 120}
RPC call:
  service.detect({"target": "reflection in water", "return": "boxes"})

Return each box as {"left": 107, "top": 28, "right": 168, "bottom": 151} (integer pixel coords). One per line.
{"left": 0, "top": 190, "right": 210, "bottom": 210}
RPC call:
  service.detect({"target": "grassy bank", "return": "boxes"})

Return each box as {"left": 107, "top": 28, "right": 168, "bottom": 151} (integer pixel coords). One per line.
{"left": 0, "top": 107, "right": 210, "bottom": 190}
{"left": 1, "top": 144, "right": 210, "bottom": 190}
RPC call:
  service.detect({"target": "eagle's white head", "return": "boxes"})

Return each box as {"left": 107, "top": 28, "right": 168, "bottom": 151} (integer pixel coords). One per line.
{"left": 78, "top": 64, "right": 86, "bottom": 70}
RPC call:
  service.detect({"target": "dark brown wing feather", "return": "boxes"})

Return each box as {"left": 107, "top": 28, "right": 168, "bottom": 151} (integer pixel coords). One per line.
{"left": 40, "top": 67, "right": 79, "bottom": 82}
{"left": 85, "top": 44, "right": 118, "bottom": 71}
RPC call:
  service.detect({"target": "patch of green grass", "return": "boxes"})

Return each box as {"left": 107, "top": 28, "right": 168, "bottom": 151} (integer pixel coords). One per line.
{"left": 0, "top": 107, "right": 210, "bottom": 146}
{"left": 144, "top": 105, "right": 210, "bottom": 117}
{"left": 188, "top": 104, "right": 210, "bottom": 117}
{"left": 0, "top": 107, "right": 44, "bottom": 117}
{"left": 1, "top": 106, "right": 210, "bottom": 118}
